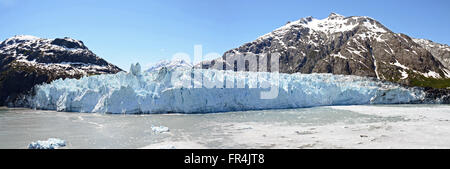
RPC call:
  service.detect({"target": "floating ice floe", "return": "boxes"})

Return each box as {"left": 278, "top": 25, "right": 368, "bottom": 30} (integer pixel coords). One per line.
{"left": 151, "top": 126, "right": 170, "bottom": 133}
{"left": 28, "top": 138, "right": 66, "bottom": 149}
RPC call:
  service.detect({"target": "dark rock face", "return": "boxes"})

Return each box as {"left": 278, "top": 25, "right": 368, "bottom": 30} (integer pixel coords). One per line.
{"left": 200, "top": 13, "right": 450, "bottom": 88}
{"left": 50, "top": 38, "right": 87, "bottom": 49}
{"left": 0, "top": 35, "right": 122, "bottom": 106}
{"left": 423, "top": 88, "right": 450, "bottom": 104}
{"left": 413, "top": 38, "right": 450, "bottom": 70}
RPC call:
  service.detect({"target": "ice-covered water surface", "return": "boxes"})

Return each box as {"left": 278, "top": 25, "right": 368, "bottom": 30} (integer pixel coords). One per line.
{"left": 2, "top": 105, "right": 450, "bottom": 149}
{"left": 25, "top": 67, "right": 425, "bottom": 114}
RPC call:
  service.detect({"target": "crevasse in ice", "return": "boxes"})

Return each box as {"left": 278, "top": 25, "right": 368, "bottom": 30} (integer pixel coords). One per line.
{"left": 25, "top": 64, "right": 425, "bottom": 114}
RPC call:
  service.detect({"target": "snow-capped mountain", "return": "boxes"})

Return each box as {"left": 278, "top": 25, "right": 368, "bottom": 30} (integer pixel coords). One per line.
{"left": 0, "top": 35, "right": 121, "bottom": 75}
{"left": 0, "top": 35, "right": 122, "bottom": 105}
{"left": 200, "top": 13, "right": 450, "bottom": 88}
{"left": 145, "top": 59, "right": 193, "bottom": 72}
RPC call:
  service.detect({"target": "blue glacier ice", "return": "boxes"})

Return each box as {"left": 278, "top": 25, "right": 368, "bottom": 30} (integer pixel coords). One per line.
{"left": 28, "top": 138, "right": 66, "bottom": 149}
{"left": 24, "top": 64, "right": 426, "bottom": 114}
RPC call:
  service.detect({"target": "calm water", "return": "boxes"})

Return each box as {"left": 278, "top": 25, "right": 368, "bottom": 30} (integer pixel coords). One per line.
{"left": 0, "top": 105, "right": 426, "bottom": 149}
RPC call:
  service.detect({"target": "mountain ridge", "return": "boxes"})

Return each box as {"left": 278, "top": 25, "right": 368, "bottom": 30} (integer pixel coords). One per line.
{"left": 199, "top": 13, "right": 450, "bottom": 88}
{"left": 0, "top": 35, "right": 122, "bottom": 106}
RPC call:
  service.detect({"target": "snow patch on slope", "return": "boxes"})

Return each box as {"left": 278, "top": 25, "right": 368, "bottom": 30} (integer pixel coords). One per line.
{"left": 423, "top": 71, "right": 441, "bottom": 78}
{"left": 399, "top": 70, "right": 408, "bottom": 79}
{"left": 304, "top": 14, "right": 357, "bottom": 34}
{"left": 331, "top": 52, "right": 347, "bottom": 59}
{"left": 391, "top": 60, "right": 443, "bottom": 78}
{"left": 393, "top": 60, "right": 409, "bottom": 70}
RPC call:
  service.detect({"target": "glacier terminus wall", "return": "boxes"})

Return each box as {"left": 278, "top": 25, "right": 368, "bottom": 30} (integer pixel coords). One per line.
{"left": 23, "top": 65, "right": 426, "bottom": 114}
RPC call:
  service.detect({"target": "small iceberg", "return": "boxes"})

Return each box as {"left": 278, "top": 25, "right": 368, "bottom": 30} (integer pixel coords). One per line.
{"left": 151, "top": 126, "right": 170, "bottom": 133}
{"left": 28, "top": 138, "right": 66, "bottom": 149}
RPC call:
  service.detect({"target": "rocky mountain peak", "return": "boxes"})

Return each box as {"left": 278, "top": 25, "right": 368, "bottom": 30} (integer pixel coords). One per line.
{"left": 0, "top": 35, "right": 119, "bottom": 68}
{"left": 1, "top": 35, "right": 88, "bottom": 50}
{"left": 202, "top": 14, "right": 450, "bottom": 89}
{"left": 327, "top": 12, "right": 345, "bottom": 19}
{"left": 0, "top": 35, "right": 39, "bottom": 47}
{"left": 50, "top": 37, "right": 87, "bottom": 49}
{"left": 413, "top": 38, "right": 450, "bottom": 69}
{"left": 0, "top": 35, "right": 122, "bottom": 106}
{"left": 257, "top": 14, "right": 390, "bottom": 43}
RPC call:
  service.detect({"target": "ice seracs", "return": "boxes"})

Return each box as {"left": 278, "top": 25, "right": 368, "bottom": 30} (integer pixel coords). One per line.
{"left": 130, "top": 63, "right": 142, "bottom": 76}
{"left": 24, "top": 64, "right": 426, "bottom": 114}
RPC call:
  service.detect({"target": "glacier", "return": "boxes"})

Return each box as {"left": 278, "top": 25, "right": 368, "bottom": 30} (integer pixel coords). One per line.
{"left": 23, "top": 64, "right": 426, "bottom": 114}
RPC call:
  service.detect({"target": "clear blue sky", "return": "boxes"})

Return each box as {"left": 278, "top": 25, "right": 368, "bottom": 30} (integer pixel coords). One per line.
{"left": 1, "top": 0, "right": 449, "bottom": 70}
